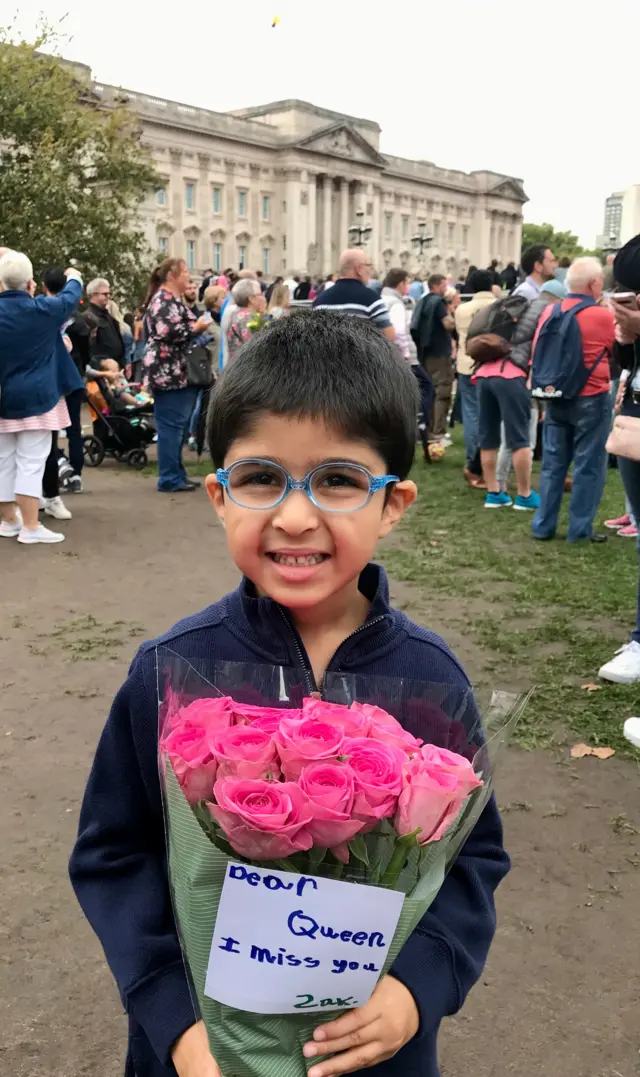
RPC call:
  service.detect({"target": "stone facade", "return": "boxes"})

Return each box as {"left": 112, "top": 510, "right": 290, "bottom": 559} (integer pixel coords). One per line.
{"left": 93, "top": 77, "right": 527, "bottom": 279}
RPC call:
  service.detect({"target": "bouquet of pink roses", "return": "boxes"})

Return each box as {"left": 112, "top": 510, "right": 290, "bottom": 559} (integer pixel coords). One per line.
{"left": 157, "top": 654, "right": 526, "bottom": 1077}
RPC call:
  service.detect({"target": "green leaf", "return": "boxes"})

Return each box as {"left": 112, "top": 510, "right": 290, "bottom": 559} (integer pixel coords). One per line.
{"left": 308, "top": 846, "right": 328, "bottom": 869}
{"left": 348, "top": 834, "right": 370, "bottom": 867}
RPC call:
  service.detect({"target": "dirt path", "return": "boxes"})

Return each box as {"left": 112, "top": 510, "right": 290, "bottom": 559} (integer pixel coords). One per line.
{"left": 0, "top": 467, "right": 638, "bottom": 1077}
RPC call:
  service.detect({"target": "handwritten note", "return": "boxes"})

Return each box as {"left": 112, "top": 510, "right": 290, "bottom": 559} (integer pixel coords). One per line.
{"left": 204, "top": 862, "right": 405, "bottom": 1014}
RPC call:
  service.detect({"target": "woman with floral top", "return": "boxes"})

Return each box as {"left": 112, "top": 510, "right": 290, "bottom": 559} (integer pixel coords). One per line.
{"left": 226, "top": 278, "right": 267, "bottom": 363}
{"left": 142, "top": 258, "right": 211, "bottom": 493}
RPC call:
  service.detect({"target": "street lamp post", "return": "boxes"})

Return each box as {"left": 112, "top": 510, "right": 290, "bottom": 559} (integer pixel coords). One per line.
{"left": 411, "top": 220, "right": 433, "bottom": 266}
{"left": 348, "top": 209, "right": 372, "bottom": 248}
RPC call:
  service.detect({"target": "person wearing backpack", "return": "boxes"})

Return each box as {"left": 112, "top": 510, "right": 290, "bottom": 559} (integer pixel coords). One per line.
{"left": 410, "top": 274, "right": 455, "bottom": 444}
{"left": 465, "top": 290, "right": 539, "bottom": 509}
{"left": 496, "top": 279, "right": 566, "bottom": 490}
{"left": 531, "top": 257, "right": 615, "bottom": 542}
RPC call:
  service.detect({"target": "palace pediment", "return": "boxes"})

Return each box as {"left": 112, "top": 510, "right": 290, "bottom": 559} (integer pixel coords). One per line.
{"left": 296, "top": 123, "right": 385, "bottom": 167}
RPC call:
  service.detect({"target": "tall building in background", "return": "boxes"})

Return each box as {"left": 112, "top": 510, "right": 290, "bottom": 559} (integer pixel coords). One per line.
{"left": 75, "top": 63, "right": 527, "bottom": 279}
{"left": 603, "top": 192, "right": 623, "bottom": 246}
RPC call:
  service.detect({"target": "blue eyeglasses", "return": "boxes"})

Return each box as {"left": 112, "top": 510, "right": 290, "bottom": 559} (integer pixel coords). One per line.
{"left": 216, "top": 459, "right": 399, "bottom": 513}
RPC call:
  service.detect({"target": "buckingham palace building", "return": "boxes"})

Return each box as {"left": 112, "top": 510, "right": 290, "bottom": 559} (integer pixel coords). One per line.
{"left": 91, "top": 71, "right": 528, "bottom": 280}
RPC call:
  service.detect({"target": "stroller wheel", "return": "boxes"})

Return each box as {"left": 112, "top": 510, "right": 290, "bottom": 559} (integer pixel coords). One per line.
{"left": 83, "top": 435, "right": 105, "bottom": 467}
{"left": 127, "top": 448, "right": 148, "bottom": 470}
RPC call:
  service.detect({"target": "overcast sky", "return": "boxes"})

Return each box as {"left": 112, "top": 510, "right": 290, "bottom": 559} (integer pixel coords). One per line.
{"left": 11, "top": 1, "right": 638, "bottom": 247}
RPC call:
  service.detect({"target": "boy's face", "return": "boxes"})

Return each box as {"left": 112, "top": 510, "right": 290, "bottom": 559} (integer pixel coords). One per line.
{"left": 206, "top": 415, "right": 417, "bottom": 613}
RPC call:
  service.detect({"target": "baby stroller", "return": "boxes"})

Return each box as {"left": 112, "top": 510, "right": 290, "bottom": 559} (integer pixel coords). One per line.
{"left": 83, "top": 378, "right": 156, "bottom": 471}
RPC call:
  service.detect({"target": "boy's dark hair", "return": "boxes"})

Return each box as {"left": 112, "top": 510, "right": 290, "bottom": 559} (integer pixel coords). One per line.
{"left": 42, "top": 266, "right": 67, "bottom": 295}
{"left": 208, "top": 309, "right": 419, "bottom": 479}
{"left": 521, "top": 244, "right": 548, "bottom": 276}
{"left": 427, "top": 274, "right": 445, "bottom": 290}
{"left": 383, "top": 268, "right": 409, "bottom": 290}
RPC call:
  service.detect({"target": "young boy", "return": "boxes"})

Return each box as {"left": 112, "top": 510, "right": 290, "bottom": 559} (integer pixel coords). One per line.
{"left": 70, "top": 310, "right": 509, "bottom": 1077}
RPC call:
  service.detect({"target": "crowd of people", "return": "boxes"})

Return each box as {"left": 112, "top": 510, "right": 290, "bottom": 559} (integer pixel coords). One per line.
{"left": 1, "top": 237, "right": 640, "bottom": 740}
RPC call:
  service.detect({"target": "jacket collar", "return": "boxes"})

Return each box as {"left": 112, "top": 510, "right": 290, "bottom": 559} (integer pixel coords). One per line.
{"left": 0, "top": 289, "right": 32, "bottom": 303}
{"left": 225, "top": 562, "right": 397, "bottom": 678}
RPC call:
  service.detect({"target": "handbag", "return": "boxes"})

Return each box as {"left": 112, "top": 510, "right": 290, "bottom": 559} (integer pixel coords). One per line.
{"left": 606, "top": 414, "right": 640, "bottom": 461}
{"left": 184, "top": 343, "right": 214, "bottom": 389}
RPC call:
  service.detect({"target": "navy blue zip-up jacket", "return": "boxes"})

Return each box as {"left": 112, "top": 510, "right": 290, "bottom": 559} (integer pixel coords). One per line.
{"left": 69, "top": 564, "right": 509, "bottom": 1077}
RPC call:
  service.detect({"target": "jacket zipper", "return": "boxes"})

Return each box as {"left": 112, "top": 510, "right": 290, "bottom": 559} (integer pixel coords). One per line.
{"left": 276, "top": 607, "right": 386, "bottom": 696}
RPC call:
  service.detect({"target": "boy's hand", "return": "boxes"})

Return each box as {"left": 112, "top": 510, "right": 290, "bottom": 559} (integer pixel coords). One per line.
{"left": 303, "top": 975, "right": 419, "bottom": 1077}
{"left": 171, "top": 1021, "right": 222, "bottom": 1077}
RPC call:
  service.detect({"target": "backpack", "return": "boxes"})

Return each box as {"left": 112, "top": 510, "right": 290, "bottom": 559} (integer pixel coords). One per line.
{"left": 531, "top": 298, "right": 605, "bottom": 400}
{"left": 465, "top": 295, "right": 530, "bottom": 368}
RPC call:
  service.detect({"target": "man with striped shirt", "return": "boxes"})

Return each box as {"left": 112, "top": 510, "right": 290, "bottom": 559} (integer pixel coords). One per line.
{"left": 312, "top": 248, "right": 395, "bottom": 342}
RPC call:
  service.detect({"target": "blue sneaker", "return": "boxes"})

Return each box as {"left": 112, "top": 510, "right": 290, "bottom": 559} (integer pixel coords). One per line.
{"left": 514, "top": 491, "right": 540, "bottom": 511}
{"left": 484, "top": 491, "right": 513, "bottom": 508}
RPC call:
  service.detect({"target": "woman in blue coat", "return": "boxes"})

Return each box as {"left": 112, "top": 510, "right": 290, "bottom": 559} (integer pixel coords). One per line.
{"left": 0, "top": 250, "right": 83, "bottom": 545}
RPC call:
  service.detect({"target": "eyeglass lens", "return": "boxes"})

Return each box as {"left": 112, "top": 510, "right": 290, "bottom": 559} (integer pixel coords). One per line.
{"left": 226, "top": 462, "right": 373, "bottom": 511}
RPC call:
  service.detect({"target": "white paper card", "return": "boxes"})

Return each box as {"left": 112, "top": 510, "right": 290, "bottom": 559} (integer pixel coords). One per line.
{"left": 204, "top": 862, "right": 405, "bottom": 1014}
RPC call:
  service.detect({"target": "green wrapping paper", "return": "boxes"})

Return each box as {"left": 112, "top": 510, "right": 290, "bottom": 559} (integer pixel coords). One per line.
{"left": 165, "top": 764, "right": 451, "bottom": 1077}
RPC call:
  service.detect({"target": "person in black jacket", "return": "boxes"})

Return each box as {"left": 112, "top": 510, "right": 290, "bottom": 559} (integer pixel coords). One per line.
{"left": 84, "top": 277, "right": 125, "bottom": 367}
{"left": 499, "top": 262, "right": 518, "bottom": 292}
{"left": 42, "top": 267, "right": 88, "bottom": 496}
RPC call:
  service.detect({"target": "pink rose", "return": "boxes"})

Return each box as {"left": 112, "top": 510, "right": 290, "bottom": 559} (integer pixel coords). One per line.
{"left": 394, "top": 749, "right": 482, "bottom": 845}
{"left": 208, "top": 778, "right": 314, "bottom": 860}
{"left": 173, "top": 696, "right": 235, "bottom": 733}
{"left": 341, "top": 737, "right": 406, "bottom": 825}
{"left": 210, "top": 725, "right": 280, "bottom": 781}
{"left": 276, "top": 717, "right": 345, "bottom": 780}
{"left": 417, "top": 744, "right": 482, "bottom": 798}
{"left": 232, "top": 702, "right": 301, "bottom": 729}
{"left": 302, "top": 697, "right": 370, "bottom": 736}
{"left": 350, "top": 701, "right": 422, "bottom": 753}
{"left": 162, "top": 720, "right": 218, "bottom": 805}
{"left": 298, "top": 762, "right": 363, "bottom": 853}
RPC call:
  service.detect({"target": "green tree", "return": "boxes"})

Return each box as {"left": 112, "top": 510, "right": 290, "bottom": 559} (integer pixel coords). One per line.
{"left": 521, "top": 222, "right": 602, "bottom": 263}
{"left": 0, "top": 24, "right": 159, "bottom": 305}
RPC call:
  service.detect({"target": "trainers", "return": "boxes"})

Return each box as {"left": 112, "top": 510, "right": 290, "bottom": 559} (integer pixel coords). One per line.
{"left": 605, "top": 513, "right": 630, "bottom": 530}
{"left": 484, "top": 491, "right": 513, "bottom": 508}
{"left": 65, "top": 474, "right": 83, "bottom": 494}
{"left": 618, "top": 523, "right": 638, "bottom": 538}
{"left": 43, "top": 496, "right": 72, "bottom": 521}
{"left": 58, "top": 456, "right": 75, "bottom": 482}
{"left": 599, "top": 640, "right": 640, "bottom": 684}
{"left": 17, "top": 524, "right": 65, "bottom": 545}
{"left": 514, "top": 491, "right": 541, "bottom": 511}
{"left": 0, "top": 510, "right": 23, "bottom": 538}
{"left": 623, "top": 717, "right": 640, "bottom": 748}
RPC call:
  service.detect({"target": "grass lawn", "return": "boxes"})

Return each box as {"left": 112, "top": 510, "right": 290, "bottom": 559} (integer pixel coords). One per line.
{"left": 153, "top": 435, "right": 640, "bottom": 759}
{"left": 379, "top": 430, "right": 640, "bottom": 758}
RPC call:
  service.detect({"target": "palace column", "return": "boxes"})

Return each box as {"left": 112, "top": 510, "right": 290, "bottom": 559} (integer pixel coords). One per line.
{"left": 339, "top": 178, "right": 350, "bottom": 252}
{"left": 224, "top": 157, "right": 236, "bottom": 266}
{"left": 285, "top": 168, "right": 305, "bottom": 272}
{"left": 322, "top": 175, "right": 333, "bottom": 275}
{"left": 306, "top": 171, "right": 317, "bottom": 273}
{"left": 169, "top": 149, "right": 183, "bottom": 258}
{"left": 368, "top": 182, "right": 379, "bottom": 265}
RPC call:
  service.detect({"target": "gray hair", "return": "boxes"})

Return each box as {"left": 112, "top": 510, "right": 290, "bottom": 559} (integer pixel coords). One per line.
{"left": 0, "top": 250, "right": 33, "bottom": 291}
{"left": 566, "top": 257, "right": 603, "bottom": 293}
{"left": 86, "top": 277, "right": 110, "bottom": 298}
{"left": 232, "top": 277, "right": 261, "bottom": 307}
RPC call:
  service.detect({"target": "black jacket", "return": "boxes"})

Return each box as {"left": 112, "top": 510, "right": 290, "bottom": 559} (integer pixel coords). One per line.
{"left": 84, "top": 304, "right": 125, "bottom": 364}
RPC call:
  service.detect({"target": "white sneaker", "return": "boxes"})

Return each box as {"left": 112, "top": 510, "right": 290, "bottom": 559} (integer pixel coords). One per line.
{"left": 598, "top": 640, "right": 640, "bottom": 684}
{"left": 43, "top": 496, "right": 72, "bottom": 520}
{"left": 623, "top": 717, "right": 640, "bottom": 748}
{"left": 0, "top": 509, "right": 23, "bottom": 537}
{"left": 17, "top": 524, "right": 65, "bottom": 545}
